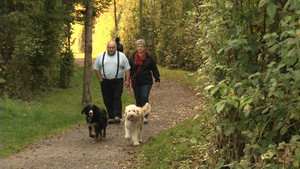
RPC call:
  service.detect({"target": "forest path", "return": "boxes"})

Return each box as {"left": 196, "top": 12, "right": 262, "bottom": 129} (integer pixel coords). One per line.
{"left": 0, "top": 58, "right": 202, "bottom": 169}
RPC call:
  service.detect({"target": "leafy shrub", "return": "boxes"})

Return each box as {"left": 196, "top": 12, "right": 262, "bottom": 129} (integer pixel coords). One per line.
{"left": 197, "top": 0, "right": 300, "bottom": 167}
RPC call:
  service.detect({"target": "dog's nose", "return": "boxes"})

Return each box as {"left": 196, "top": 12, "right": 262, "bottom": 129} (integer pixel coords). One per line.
{"left": 130, "top": 115, "right": 134, "bottom": 118}
{"left": 89, "top": 111, "right": 93, "bottom": 116}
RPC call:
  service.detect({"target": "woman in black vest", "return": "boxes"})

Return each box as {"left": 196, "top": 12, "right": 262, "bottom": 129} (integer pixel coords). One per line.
{"left": 129, "top": 39, "right": 160, "bottom": 123}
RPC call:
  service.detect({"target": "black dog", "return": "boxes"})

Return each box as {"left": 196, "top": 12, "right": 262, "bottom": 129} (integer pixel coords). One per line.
{"left": 81, "top": 105, "right": 108, "bottom": 142}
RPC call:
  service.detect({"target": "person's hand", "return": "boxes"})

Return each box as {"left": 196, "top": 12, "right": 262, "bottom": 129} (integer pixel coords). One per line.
{"left": 124, "top": 81, "right": 130, "bottom": 88}
{"left": 156, "top": 82, "right": 160, "bottom": 87}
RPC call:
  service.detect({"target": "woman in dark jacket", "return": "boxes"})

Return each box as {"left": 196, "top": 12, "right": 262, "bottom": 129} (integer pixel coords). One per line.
{"left": 129, "top": 39, "right": 160, "bottom": 123}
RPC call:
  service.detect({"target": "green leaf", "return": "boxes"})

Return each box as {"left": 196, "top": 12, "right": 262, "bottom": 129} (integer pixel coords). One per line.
{"left": 224, "top": 125, "right": 235, "bottom": 136}
{"left": 294, "top": 70, "right": 300, "bottom": 82}
{"left": 287, "top": 48, "right": 297, "bottom": 57}
{"left": 266, "top": 18, "right": 275, "bottom": 25}
{"left": 262, "top": 107, "right": 270, "bottom": 114}
{"left": 295, "top": 148, "right": 300, "bottom": 163}
{"left": 211, "top": 86, "right": 219, "bottom": 95}
{"left": 267, "top": 61, "right": 276, "bottom": 68}
{"left": 280, "top": 126, "right": 288, "bottom": 135}
{"left": 249, "top": 72, "right": 261, "bottom": 79}
{"left": 266, "top": 2, "right": 277, "bottom": 19}
{"left": 275, "top": 122, "right": 283, "bottom": 130}
{"left": 290, "top": 135, "right": 300, "bottom": 143}
{"left": 269, "top": 44, "right": 280, "bottom": 53}
{"left": 204, "top": 85, "right": 214, "bottom": 91}
{"left": 229, "top": 100, "right": 239, "bottom": 108}
{"left": 220, "top": 88, "right": 228, "bottom": 96}
{"left": 215, "top": 159, "right": 225, "bottom": 169}
{"left": 244, "top": 104, "right": 251, "bottom": 117}
{"left": 258, "top": 0, "right": 270, "bottom": 9}
{"left": 216, "top": 102, "right": 225, "bottom": 113}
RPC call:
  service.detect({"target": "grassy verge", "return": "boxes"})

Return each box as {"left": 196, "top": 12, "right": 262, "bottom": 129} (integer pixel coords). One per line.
{"left": 0, "top": 65, "right": 134, "bottom": 158}
{"left": 158, "top": 66, "right": 199, "bottom": 89}
{"left": 135, "top": 114, "right": 210, "bottom": 169}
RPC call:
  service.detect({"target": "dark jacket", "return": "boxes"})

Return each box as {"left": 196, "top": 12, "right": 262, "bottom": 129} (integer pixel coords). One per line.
{"left": 117, "top": 43, "right": 123, "bottom": 52}
{"left": 129, "top": 52, "right": 160, "bottom": 85}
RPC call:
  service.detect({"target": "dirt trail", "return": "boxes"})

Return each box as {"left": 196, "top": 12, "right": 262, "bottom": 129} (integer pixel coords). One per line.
{"left": 0, "top": 59, "right": 202, "bottom": 169}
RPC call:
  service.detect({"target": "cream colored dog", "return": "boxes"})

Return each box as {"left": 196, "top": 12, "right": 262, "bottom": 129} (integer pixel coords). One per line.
{"left": 124, "top": 103, "right": 151, "bottom": 146}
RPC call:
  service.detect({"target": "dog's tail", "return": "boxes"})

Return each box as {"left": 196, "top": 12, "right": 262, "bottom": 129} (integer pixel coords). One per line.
{"left": 142, "top": 103, "right": 151, "bottom": 115}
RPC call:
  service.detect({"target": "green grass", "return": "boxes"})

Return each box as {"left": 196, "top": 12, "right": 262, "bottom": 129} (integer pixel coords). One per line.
{"left": 158, "top": 66, "right": 199, "bottom": 89}
{"left": 135, "top": 114, "right": 211, "bottom": 169}
{"left": 0, "top": 65, "right": 135, "bottom": 158}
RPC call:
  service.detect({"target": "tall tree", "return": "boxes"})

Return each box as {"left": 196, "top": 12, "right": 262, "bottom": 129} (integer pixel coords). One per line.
{"left": 114, "top": 0, "right": 118, "bottom": 31}
{"left": 139, "top": 0, "right": 143, "bottom": 35}
{"left": 80, "top": 0, "right": 111, "bottom": 105}
{"left": 82, "top": 0, "right": 94, "bottom": 104}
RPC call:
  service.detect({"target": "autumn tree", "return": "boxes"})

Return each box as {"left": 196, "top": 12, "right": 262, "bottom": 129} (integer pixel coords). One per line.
{"left": 75, "top": 0, "right": 111, "bottom": 104}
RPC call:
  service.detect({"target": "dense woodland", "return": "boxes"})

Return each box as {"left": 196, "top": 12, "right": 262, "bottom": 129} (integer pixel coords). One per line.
{"left": 1, "top": 0, "right": 299, "bottom": 168}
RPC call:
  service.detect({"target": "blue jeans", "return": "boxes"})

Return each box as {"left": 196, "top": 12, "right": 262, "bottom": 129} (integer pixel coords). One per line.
{"left": 133, "top": 84, "right": 152, "bottom": 107}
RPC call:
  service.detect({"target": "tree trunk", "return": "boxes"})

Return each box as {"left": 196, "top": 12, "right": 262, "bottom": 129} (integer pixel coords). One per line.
{"left": 139, "top": 0, "right": 142, "bottom": 35}
{"left": 114, "top": 0, "right": 118, "bottom": 31}
{"left": 82, "top": 0, "right": 93, "bottom": 105}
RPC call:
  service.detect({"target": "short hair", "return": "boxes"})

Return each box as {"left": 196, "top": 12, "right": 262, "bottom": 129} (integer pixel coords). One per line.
{"left": 136, "top": 39, "right": 146, "bottom": 47}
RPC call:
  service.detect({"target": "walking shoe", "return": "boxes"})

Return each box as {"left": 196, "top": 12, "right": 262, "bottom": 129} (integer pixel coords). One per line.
{"left": 144, "top": 114, "right": 149, "bottom": 124}
{"left": 108, "top": 119, "right": 115, "bottom": 124}
{"left": 114, "top": 117, "right": 121, "bottom": 124}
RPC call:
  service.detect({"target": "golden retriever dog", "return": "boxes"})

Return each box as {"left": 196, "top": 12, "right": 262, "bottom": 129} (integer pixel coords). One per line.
{"left": 124, "top": 103, "right": 151, "bottom": 146}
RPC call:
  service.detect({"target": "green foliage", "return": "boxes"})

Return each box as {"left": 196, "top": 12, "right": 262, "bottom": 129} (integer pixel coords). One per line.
{"left": 197, "top": 0, "right": 300, "bottom": 167}
{"left": 114, "top": 0, "right": 299, "bottom": 167}
{"left": 0, "top": 66, "right": 85, "bottom": 157}
{"left": 0, "top": 0, "right": 76, "bottom": 99}
{"left": 115, "top": 0, "right": 201, "bottom": 70}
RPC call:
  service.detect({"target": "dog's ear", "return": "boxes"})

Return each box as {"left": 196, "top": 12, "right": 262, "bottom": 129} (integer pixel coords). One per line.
{"left": 81, "top": 106, "right": 86, "bottom": 114}
{"left": 124, "top": 108, "right": 128, "bottom": 117}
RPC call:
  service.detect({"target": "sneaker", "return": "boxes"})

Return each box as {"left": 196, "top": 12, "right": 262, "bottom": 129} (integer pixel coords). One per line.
{"left": 114, "top": 117, "right": 121, "bottom": 124}
{"left": 108, "top": 119, "right": 115, "bottom": 124}
{"left": 144, "top": 114, "right": 149, "bottom": 124}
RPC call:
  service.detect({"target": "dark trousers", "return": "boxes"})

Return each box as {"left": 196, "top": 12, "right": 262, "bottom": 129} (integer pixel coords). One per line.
{"left": 100, "top": 78, "right": 123, "bottom": 119}
{"left": 133, "top": 84, "right": 152, "bottom": 107}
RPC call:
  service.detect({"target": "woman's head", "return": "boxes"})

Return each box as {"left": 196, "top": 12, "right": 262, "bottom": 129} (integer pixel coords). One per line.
{"left": 136, "top": 39, "right": 146, "bottom": 54}
{"left": 136, "top": 39, "right": 146, "bottom": 47}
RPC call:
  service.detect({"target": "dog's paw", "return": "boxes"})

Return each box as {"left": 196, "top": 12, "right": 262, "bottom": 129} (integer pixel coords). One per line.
{"left": 133, "top": 142, "right": 140, "bottom": 146}
{"left": 89, "top": 134, "right": 95, "bottom": 138}
{"left": 125, "top": 135, "right": 131, "bottom": 140}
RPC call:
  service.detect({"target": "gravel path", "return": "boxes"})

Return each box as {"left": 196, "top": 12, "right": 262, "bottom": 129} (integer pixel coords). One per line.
{"left": 0, "top": 59, "right": 202, "bottom": 169}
